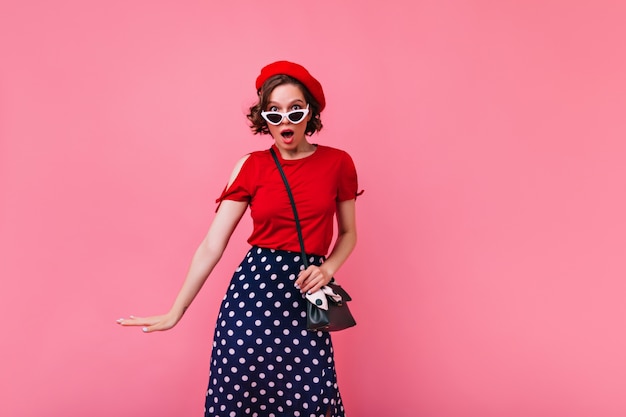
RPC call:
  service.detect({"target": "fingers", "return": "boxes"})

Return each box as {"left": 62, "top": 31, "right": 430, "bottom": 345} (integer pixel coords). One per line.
{"left": 116, "top": 315, "right": 149, "bottom": 326}
{"left": 305, "top": 280, "right": 327, "bottom": 295}
{"left": 116, "top": 315, "right": 172, "bottom": 333}
{"left": 296, "top": 266, "right": 331, "bottom": 295}
{"left": 141, "top": 322, "right": 165, "bottom": 333}
{"left": 295, "top": 269, "right": 311, "bottom": 288}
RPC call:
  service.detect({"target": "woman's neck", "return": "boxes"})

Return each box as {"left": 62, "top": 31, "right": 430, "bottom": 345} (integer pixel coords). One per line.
{"left": 276, "top": 142, "right": 317, "bottom": 160}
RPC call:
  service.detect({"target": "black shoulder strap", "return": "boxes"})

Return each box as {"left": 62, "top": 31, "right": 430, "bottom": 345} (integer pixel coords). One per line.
{"left": 269, "top": 147, "right": 309, "bottom": 269}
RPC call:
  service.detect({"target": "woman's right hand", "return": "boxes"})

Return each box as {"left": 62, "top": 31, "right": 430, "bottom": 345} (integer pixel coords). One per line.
{"left": 116, "top": 311, "right": 182, "bottom": 333}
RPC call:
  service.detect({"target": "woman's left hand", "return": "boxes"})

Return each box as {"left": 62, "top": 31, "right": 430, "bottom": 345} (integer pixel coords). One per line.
{"left": 295, "top": 265, "right": 332, "bottom": 295}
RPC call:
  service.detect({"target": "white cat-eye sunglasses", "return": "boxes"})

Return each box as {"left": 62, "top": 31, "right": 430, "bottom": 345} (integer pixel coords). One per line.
{"left": 261, "top": 104, "right": 310, "bottom": 126}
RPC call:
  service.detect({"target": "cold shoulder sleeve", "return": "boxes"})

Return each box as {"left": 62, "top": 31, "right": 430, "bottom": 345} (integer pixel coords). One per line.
{"left": 337, "top": 151, "right": 363, "bottom": 201}
{"left": 215, "top": 154, "right": 255, "bottom": 210}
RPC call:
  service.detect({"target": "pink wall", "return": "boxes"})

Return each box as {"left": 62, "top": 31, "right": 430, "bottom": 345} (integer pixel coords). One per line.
{"left": 2, "top": 1, "right": 625, "bottom": 416}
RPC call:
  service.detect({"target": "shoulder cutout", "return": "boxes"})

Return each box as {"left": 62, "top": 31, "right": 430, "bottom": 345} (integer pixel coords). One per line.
{"left": 226, "top": 154, "right": 252, "bottom": 189}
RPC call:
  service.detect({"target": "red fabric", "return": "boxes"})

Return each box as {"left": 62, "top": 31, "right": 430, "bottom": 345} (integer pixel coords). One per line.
{"left": 216, "top": 145, "right": 360, "bottom": 256}
{"left": 255, "top": 61, "right": 326, "bottom": 111}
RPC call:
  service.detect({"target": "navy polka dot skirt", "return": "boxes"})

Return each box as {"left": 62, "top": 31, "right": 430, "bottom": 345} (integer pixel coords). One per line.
{"left": 204, "top": 246, "right": 346, "bottom": 417}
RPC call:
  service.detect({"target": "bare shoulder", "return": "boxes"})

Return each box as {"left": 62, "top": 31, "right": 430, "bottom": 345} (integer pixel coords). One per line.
{"left": 226, "top": 154, "right": 252, "bottom": 188}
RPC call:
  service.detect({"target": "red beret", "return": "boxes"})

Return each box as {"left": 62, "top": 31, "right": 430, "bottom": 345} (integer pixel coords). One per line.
{"left": 255, "top": 61, "right": 326, "bottom": 112}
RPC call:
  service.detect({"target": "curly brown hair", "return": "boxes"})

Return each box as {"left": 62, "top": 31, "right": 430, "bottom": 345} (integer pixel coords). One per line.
{"left": 247, "top": 75, "right": 323, "bottom": 136}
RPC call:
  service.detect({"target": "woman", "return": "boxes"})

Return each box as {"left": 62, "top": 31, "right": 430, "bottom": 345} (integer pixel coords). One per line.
{"left": 118, "top": 61, "right": 361, "bottom": 417}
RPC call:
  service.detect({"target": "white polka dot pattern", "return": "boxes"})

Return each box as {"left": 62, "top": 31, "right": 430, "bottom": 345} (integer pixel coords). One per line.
{"left": 205, "top": 247, "right": 345, "bottom": 417}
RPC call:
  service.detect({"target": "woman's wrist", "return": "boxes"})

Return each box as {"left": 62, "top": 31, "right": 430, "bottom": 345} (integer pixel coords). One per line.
{"left": 169, "top": 305, "right": 188, "bottom": 321}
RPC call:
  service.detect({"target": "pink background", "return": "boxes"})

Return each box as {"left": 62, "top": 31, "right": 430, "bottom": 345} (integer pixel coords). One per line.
{"left": 2, "top": 1, "right": 625, "bottom": 416}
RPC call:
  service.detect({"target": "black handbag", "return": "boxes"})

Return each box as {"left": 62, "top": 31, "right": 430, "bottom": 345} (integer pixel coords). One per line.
{"left": 270, "top": 148, "right": 357, "bottom": 332}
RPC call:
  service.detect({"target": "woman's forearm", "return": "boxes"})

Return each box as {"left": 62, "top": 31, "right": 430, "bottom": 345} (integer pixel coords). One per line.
{"left": 167, "top": 240, "right": 225, "bottom": 318}
{"left": 117, "top": 200, "right": 248, "bottom": 332}
{"left": 168, "top": 200, "right": 248, "bottom": 318}
{"left": 321, "top": 229, "right": 357, "bottom": 278}
{"left": 321, "top": 199, "right": 358, "bottom": 278}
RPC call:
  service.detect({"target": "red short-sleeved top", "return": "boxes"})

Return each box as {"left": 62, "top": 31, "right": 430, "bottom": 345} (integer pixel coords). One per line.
{"left": 216, "top": 144, "right": 361, "bottom": 256}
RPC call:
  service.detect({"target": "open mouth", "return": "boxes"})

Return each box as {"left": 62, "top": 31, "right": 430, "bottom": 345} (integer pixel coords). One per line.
{"left": 281, "top": 130, "right": 294, "bottom": 140}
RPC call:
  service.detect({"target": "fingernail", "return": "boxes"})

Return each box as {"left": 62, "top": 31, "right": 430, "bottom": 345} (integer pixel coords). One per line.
{"left": 142, "top": 327, "right": 148, "bottom": 332}
{"left": 307, "top": 291, "right": 312, "bottom": 295}
{"left": 295, "top": 284, "right": 300, "bottom": 289}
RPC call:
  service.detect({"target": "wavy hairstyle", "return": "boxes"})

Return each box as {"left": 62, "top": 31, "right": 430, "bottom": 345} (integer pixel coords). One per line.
{"left": 247, "top": 75, "right": 323, "bottom": 136}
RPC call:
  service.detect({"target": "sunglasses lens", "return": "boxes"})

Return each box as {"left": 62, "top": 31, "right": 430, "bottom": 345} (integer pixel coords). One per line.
{"left": 265, "top": 113, "right": 283, "bottom": 124}
{"left": 288, "top": 111, "right": 305, "bottom": 123}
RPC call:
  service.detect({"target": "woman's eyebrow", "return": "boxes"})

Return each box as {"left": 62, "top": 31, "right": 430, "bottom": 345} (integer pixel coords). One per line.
{"left": 267, "top": 99, "right": 305, "bottom": 106}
